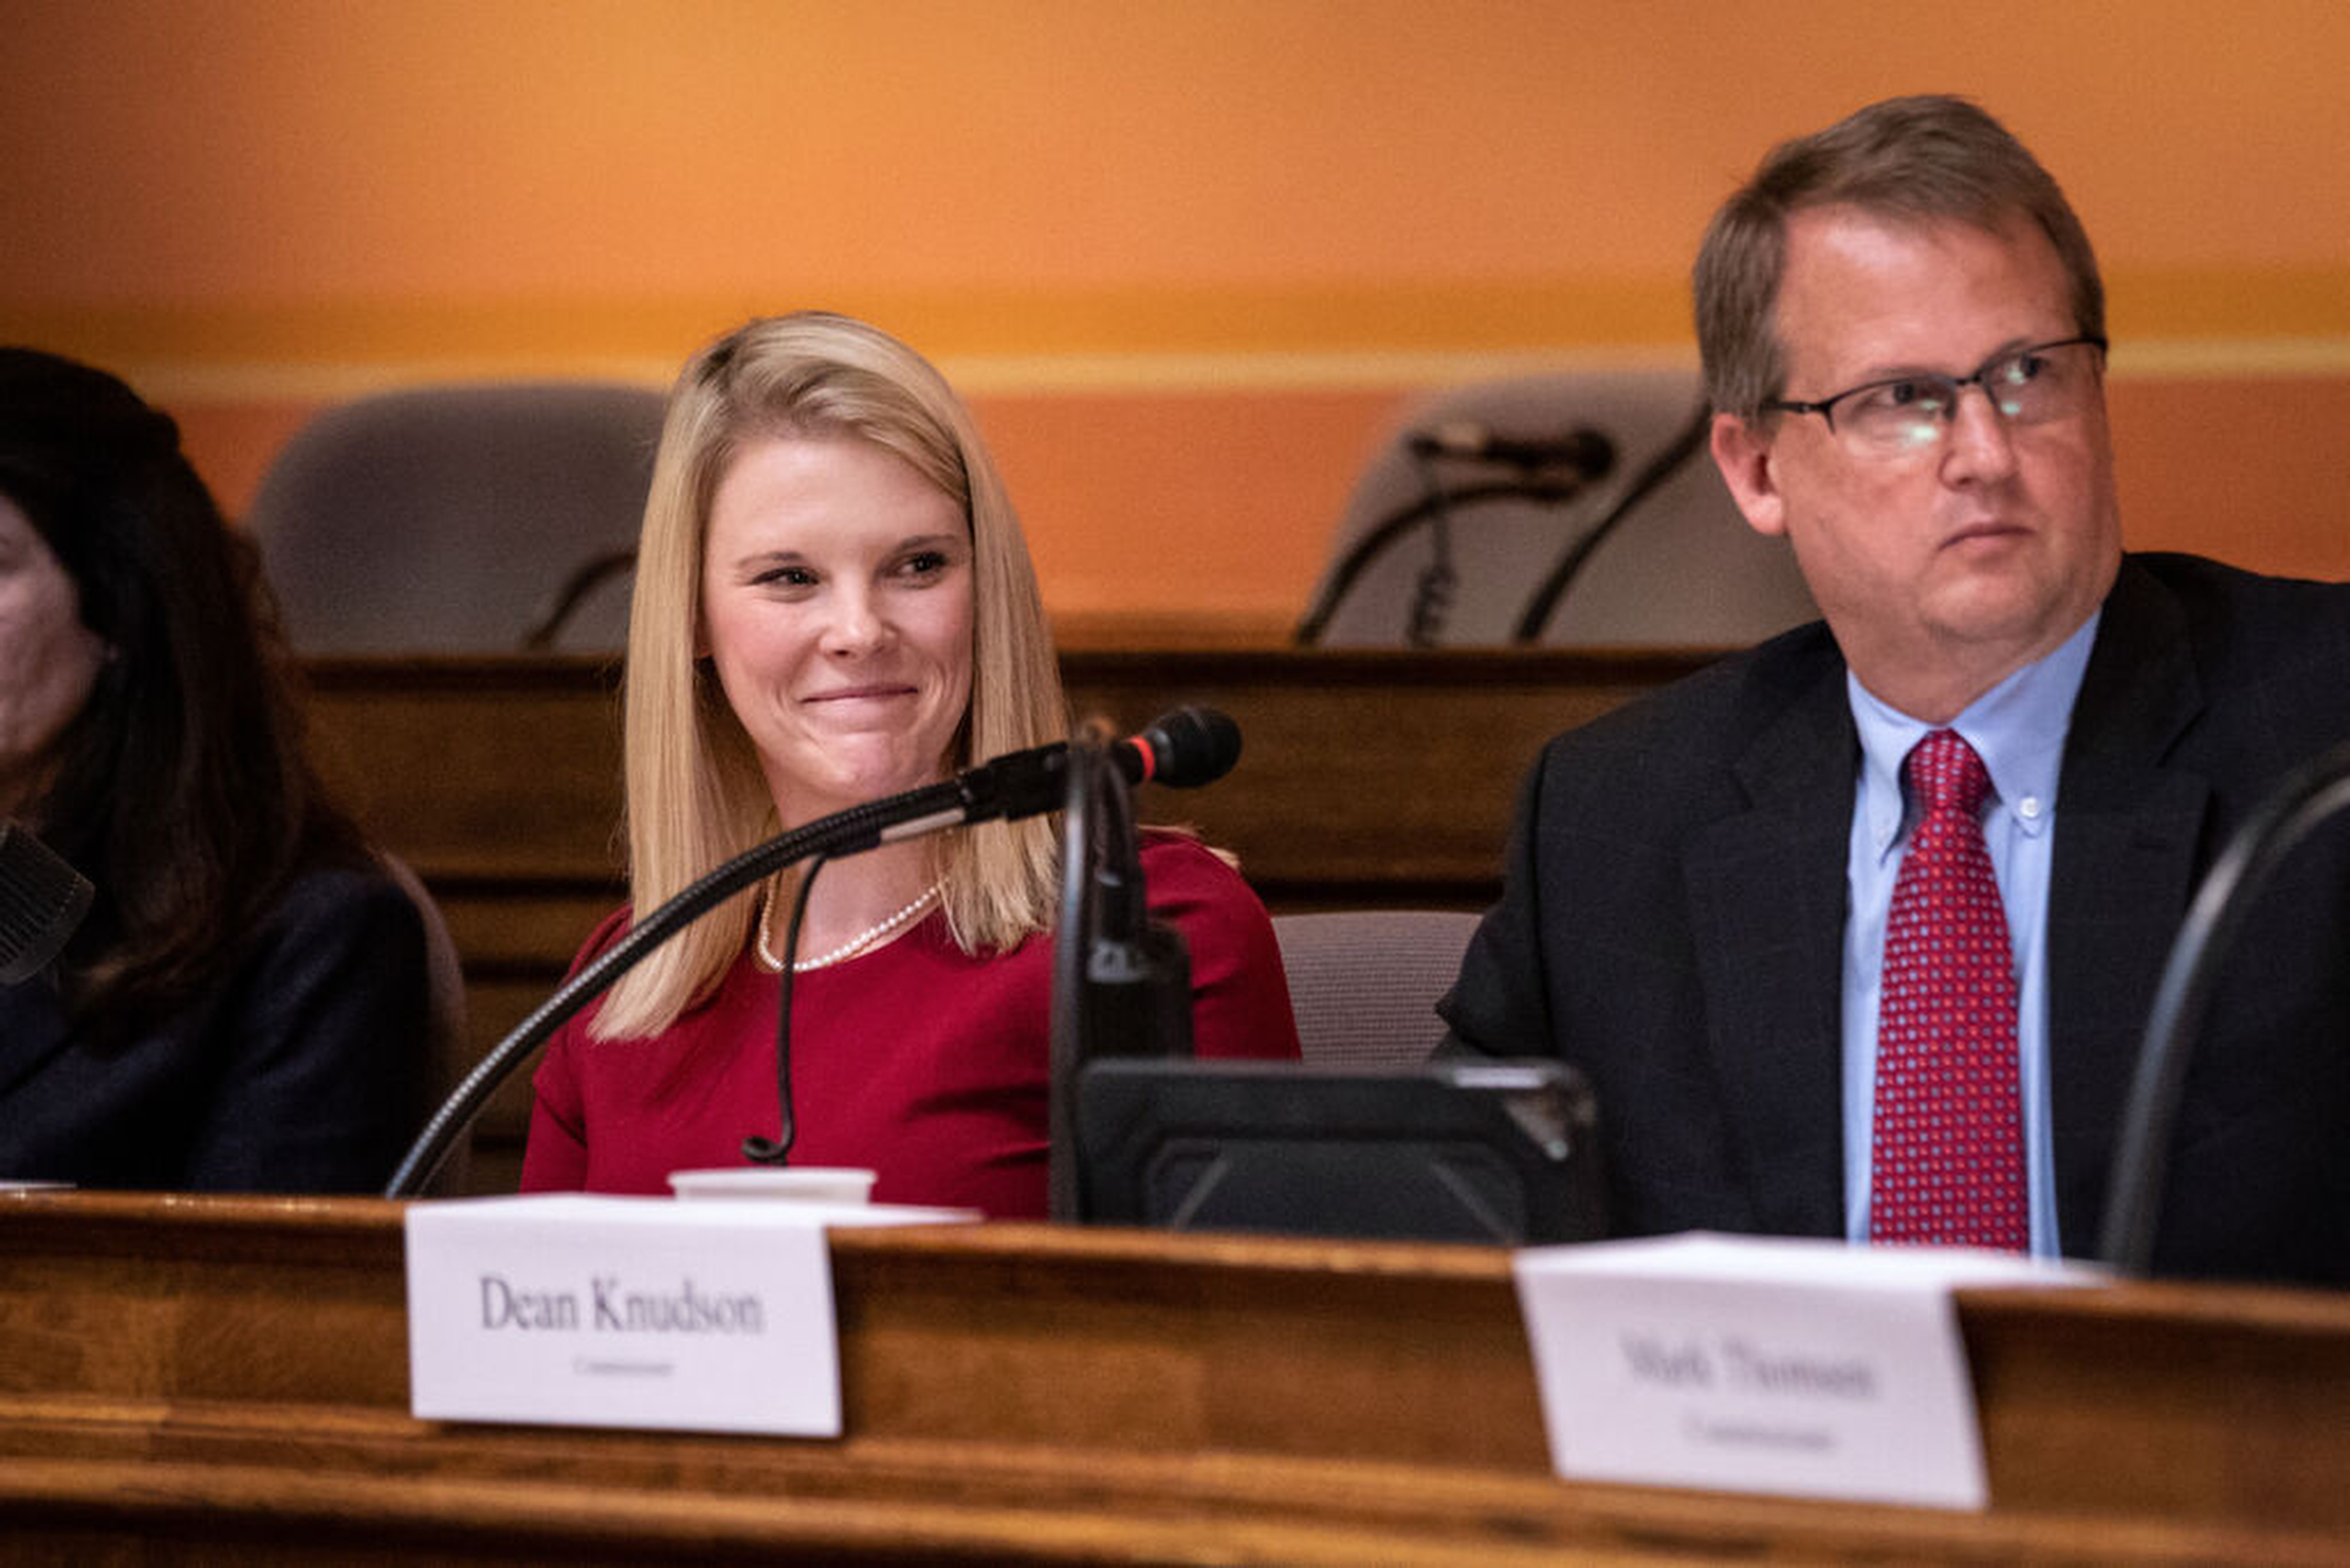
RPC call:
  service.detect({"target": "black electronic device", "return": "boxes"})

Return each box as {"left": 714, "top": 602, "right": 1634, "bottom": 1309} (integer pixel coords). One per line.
{"left": 1075, "top": 1058, "right": 1604, "bottom": 1246}
{"left": 0, "top": 821, "right": 95, "bottom": 985}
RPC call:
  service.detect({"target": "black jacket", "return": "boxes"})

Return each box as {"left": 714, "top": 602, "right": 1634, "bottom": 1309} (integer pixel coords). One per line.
{"left": 0, "top": 864, "right": 432, "bottom": 1193}
{"left": 1443, "top": 553, "right": 2350, "bottom": 1286}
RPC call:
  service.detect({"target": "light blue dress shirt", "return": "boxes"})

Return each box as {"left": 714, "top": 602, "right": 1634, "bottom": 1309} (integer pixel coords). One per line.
{"left": 1841, "top": 612, "right": 2100, "bottom": 1258}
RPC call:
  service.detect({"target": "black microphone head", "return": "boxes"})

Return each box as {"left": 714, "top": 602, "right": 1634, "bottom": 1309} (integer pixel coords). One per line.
{"left": 1136, "top": 707, "right": 1241, "bottom": 789}
{"left": 1407, "top": 422, "right": 1615, "bottom": 480}
{"left": 0, "top": 821, "right": 95, "bottom": 984}
{"left": 1563, "top": 427, "right": 1616, "bottom": 480}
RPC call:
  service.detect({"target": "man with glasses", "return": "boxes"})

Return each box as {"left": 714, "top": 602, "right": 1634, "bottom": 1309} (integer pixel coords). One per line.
{"left": 1441, "top": 95, "right": 2350, "bottom": 1285}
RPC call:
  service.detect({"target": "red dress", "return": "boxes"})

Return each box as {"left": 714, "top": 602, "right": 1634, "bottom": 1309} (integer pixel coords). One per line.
{"left": 520, "top": 835, "right": 1300, "bottom": 1215}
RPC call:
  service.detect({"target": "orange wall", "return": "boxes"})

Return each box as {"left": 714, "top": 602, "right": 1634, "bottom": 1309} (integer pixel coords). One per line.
{"left": 6, "top": 2, "right": 2350, "bottom": 628}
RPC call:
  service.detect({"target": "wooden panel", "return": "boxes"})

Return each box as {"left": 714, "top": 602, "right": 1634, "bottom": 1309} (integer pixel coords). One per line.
{"left": 1060, "top": 646, "right": 1702, "bottom": 900}
{"left": 304, "top": 647, "right": 1702, "bottom": 902}
{"left": 304, "top": 657, "right": 630, "bottom": 885}
{"left": 1, "top": 1193, "right": 2345, "bottom": 1563}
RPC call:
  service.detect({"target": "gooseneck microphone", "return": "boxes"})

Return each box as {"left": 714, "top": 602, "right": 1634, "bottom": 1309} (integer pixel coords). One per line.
{"left": 800, "top": 705, "right": 1241, "bottom": 851}
{"left": 0, "top": 822, "right": 95, "bottom": 985}
{"left": 1406, "top": 422, "right": 1617, "bottom": 477}
{"left": 742, "top": 707, "right": 1241, "bottom": 1173}
{"left": 1042, "top": 713, "right": 1236, "bottom": 1219}
{"left": 382, "top": 707, "right": 1242, "bottom": 1198}
{"left": 1296, "top": 426, "right": 1621, "bottom": 645}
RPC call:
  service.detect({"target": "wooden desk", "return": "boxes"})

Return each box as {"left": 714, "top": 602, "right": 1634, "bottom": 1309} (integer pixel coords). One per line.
{"left": 301, "top": 649, "right": 1706, "bottom": 1191}
{"left": 2, "top": 1193, "right": 2344, "bottom": 1562}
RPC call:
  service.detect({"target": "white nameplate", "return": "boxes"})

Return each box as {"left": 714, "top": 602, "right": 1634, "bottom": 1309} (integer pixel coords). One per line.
{"left": 1512, "top": 1233, "right": 2101, "bottom": 1510}
{"left": 404, "top": 1193, "right": 974, "bottom": 1436}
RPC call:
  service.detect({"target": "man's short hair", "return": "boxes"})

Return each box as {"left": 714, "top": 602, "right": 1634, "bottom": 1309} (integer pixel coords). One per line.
{"left": 1693, "top": 95, "right": 2105, "bottom": 420}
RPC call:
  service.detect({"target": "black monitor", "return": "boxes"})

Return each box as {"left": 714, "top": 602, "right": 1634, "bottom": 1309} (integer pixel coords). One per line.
{"left": 1074, "top": 1058, "right": 1603, "bottom": 1245}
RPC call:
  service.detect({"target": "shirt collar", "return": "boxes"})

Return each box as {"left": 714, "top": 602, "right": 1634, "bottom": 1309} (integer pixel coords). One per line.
{"left": 1849, "top": 610, "right": 2101, "bottom": 859}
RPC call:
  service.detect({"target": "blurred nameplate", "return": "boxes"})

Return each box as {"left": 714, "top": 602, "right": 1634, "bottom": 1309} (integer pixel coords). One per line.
{"left": 405, "top": 1193, "right": 974, "bottom": 1436}
{"left": 1512, "top": 1233, "right": 2102, "bottom": 1510}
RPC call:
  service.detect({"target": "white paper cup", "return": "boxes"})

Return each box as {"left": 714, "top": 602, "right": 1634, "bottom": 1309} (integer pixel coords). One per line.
{"left": 667, "top": 1167, "right": 877, "bottom": 1204}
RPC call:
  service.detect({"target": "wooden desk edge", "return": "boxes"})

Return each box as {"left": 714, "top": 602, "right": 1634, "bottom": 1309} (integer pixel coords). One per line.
{"left": 5, "top": 1192, "right": 2346, "bottom": 1564}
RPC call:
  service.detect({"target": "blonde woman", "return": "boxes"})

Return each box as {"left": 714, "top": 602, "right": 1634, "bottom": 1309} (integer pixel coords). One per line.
{"left": 520, "top": 313, "right": 1298, "bottom": 1212}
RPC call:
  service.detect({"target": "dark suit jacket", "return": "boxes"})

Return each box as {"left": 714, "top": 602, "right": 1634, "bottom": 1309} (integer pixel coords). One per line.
{"left": 1441, "top": 554, "right": 2350, "bottom": 1286}
{"left": 0, "top": 864, "right": 433, "bottom": 1193}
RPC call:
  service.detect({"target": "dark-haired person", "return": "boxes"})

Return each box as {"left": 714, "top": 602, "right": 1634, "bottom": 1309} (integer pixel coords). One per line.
{"left": 0, "top": 347, "right": 437, "bottom": 1193}
{"left": 518, "top": 312, "right": 1299, "bottom": 1213}
{"left": 1441, "top": 96, "right": 2350, "bottom": 1286}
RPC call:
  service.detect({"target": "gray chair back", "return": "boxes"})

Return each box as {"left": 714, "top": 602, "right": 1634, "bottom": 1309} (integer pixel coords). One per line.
{"left": 246, "top": 380, "right": 666, "bottom": 654}
{"left": 1272, "top": 909, "right": 1483, "bottom": 1070}
{"left": 1301, "top": 367, "right": 1816, "bottom": 647}
{"left": 378, "top": 852, "right": 472, "bottom": 1195}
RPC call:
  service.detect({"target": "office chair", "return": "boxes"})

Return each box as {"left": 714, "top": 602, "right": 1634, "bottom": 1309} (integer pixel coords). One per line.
{"left": 1297, "top": 367, "right": 1817, "bottom": 647}
{"left": 246, "top": 380, "right": 666, "bottom": 655}
{"left": 1271, "top": 909, "right": 1483, "bottom": 1069}
{"left": 378, "top": 852, "right": 473, "bottom": 1195}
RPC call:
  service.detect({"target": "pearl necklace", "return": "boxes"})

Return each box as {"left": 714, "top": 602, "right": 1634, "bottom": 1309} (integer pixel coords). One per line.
{"left": 756, "top": 875, "right": 943, "bottom": 973}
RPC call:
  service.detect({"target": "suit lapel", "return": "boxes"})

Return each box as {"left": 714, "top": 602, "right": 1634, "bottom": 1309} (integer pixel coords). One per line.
{"left": 1683, "top": 663, "right": 1856, "bottom": 1238}
{"left": 2046, "top": 561, "right": 2210, "bottom": 1250}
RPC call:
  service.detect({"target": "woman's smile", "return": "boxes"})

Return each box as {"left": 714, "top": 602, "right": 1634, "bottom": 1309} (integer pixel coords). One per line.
{"left": 699, "top": 434, "right": 974, "bottom": 825}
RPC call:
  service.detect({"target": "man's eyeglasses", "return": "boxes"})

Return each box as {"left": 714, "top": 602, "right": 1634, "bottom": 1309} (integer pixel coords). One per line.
{"left": 1764, "top": 335, "right": 2108, "bottom": 457}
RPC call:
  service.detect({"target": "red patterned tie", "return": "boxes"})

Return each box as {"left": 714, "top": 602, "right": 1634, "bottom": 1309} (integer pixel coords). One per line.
{"left": 1869, "top": 729, "right": 2027, "bottom": 1250}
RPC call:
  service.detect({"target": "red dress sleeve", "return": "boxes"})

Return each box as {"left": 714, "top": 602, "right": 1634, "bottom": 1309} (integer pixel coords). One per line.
{"left": 517, "top": 906, "right": 630, "bottom": 1193}
{"left": 1139, "top": 834, "right": 1302, "bottom": 1061}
